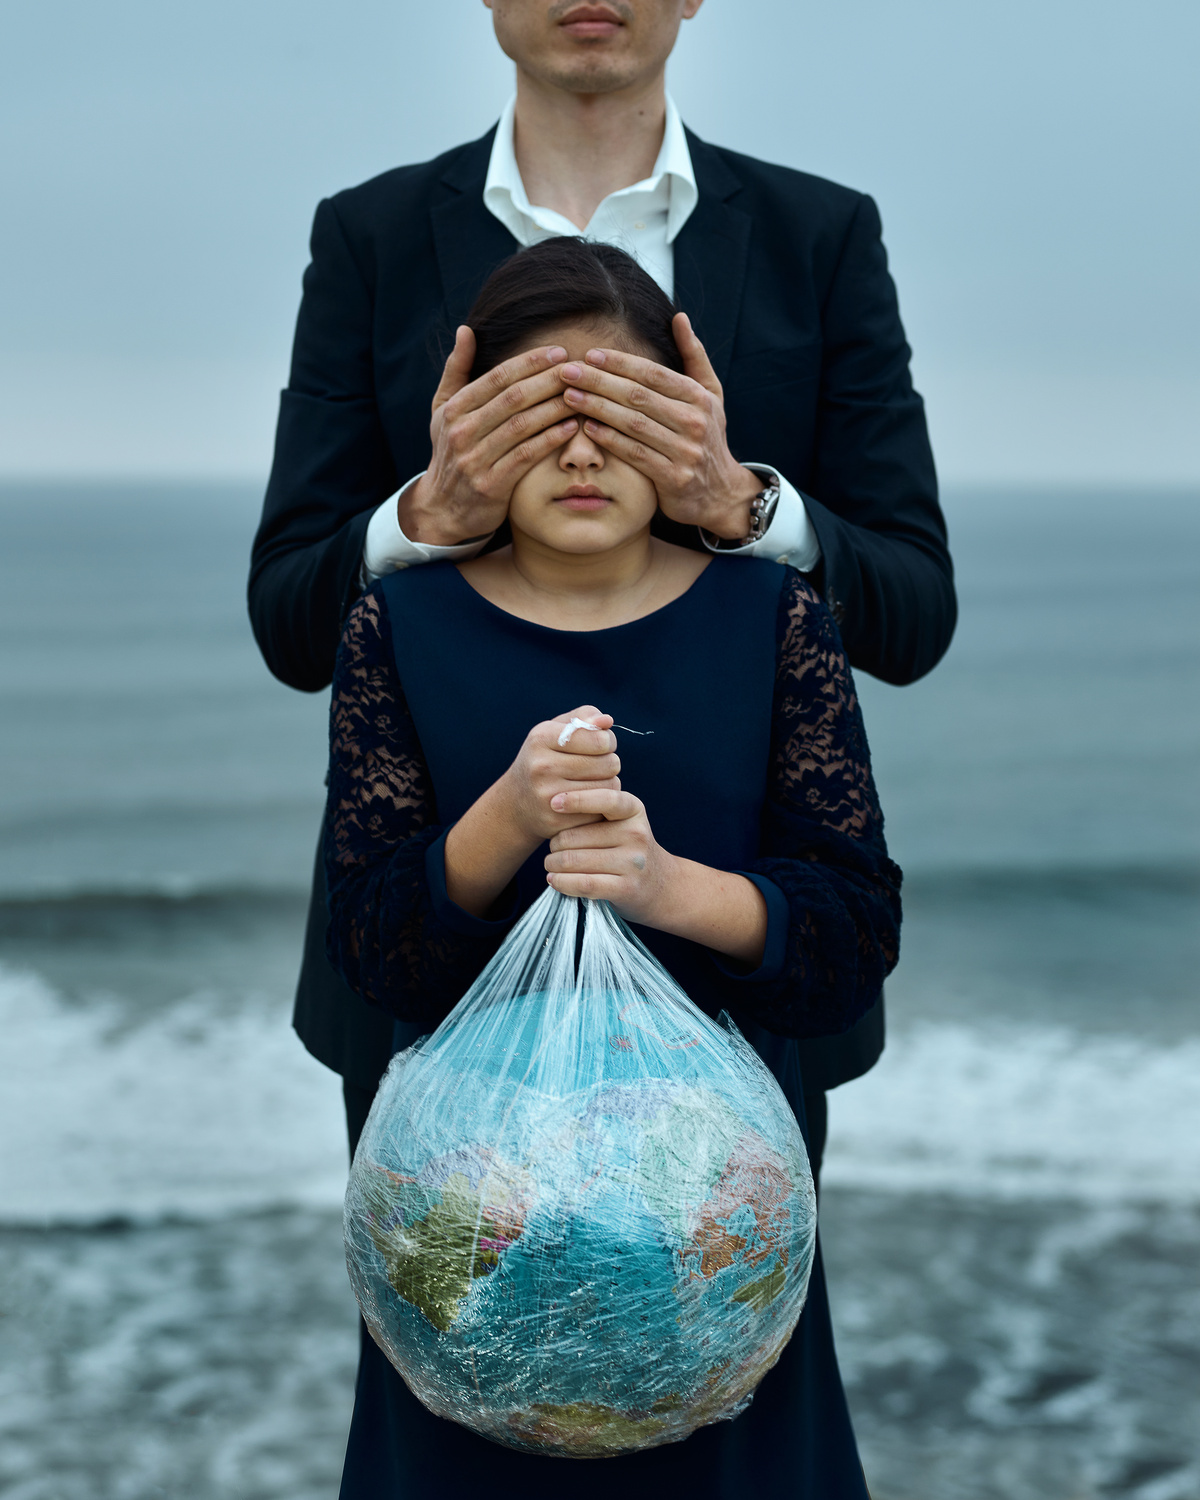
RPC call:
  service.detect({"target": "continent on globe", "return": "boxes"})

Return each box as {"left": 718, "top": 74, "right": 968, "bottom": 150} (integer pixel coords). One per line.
{"left": 682, "top": 1133, "right": 795, "bottom": 1312}
{"left": 505, "top": 1400, "right": 675, "bottom": 1456}
{"left": 363, "top": 1149, "right": 532, "bottom": 1333}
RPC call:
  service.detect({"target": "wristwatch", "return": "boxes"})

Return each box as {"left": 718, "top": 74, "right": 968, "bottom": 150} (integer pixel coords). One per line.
{"left": 702, "top": 468, "right": 781, "bottom": 551}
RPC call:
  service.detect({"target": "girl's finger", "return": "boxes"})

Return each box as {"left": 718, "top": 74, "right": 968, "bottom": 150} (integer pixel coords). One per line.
{"left": 547, "top": 712, "right": 615, "bottom": 755}
{"left": 547, "top": 821, "right": 631, "bottom": 852}
{"left": 555, "top": 754, "right": 621, "bottom": 782}
{"left": 545, "top": 872, "right": 626, "bottom": 901}
{"left": 544, "top": 846, "right": 640, "bottom": 875}
{"left": 549, "top": 789, "right": 642, "bottom": 819}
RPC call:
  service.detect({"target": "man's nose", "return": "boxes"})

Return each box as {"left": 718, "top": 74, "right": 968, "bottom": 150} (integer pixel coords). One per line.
{"left": 559, "top": 428, "right": 605, "bottom": 469}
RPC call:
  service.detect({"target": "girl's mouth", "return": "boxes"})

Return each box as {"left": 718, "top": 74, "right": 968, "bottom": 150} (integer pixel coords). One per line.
{"left": 555, "top": 487, "right": 611, "bottom": 512}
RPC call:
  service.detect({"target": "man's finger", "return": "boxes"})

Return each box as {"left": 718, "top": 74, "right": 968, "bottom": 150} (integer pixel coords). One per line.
{"left": 672, "top": 311, "right": 723, "bottom": 398}
{"left": 559, "top": 362, "right": 698, "bottom": 434}
{"left": 489, "top": 417, "right": 579, "bottom": 485}
{"left": 475, "top": 393, "right": 578, "bottom": 468}
{"left": 580, "top": 346, "right": 699, "bottom": 402}
{"left": 430, "top": 326, "right": 477, "bottom": 413}
{"left": 580, "top": 420, "right": 675, "bottom": 483}
{"left": 455, "top": 343, "right": 569, "bottom": 420}
{"left": 564, "top": 389, "right": 678, "bottom": 454}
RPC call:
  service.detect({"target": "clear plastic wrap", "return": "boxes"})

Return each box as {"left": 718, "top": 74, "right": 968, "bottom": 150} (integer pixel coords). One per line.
{"left": 344, "top": 889, "right": 816, "bottom": 1458}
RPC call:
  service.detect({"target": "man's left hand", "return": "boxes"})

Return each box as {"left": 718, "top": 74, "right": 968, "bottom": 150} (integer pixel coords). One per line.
{"left": 556, "top": 312, "right": 761, "bottom": 541}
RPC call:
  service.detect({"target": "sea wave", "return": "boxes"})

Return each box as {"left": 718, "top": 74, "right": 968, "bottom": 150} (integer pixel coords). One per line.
{"left": 0, "top": 858, "right": 1194, "bottom": 913}
{"left": 0, "top": 961, "right": 347, "bottom": 1227}
{"left": 825, "top": 1020, "right": 1200, "bottom": 1205}
{"left": 2, "top": 958, "right": 1197, "bottom": 1228}
{"left": 0, "top": 884, "right": 308, "bottom": 929}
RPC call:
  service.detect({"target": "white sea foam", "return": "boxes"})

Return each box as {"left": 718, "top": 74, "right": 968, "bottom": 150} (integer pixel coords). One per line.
{"left": 825, "top": 1020, "right": 1200, "bottom": 1205}
{"left": 0, "top": 962, "right": 348, "bottom": 1225}
{"left": 2, "top": 963, "right": 1198, "bottom": 1225}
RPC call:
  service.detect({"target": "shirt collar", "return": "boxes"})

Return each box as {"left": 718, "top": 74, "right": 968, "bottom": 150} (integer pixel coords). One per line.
{"left": 483, "top": 93, "right": 698, "bottom": 245}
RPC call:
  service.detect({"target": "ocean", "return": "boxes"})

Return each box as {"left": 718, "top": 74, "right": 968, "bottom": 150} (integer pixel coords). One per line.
{"left": 0, "top": 482, "right": 1197, "bottom": 1499}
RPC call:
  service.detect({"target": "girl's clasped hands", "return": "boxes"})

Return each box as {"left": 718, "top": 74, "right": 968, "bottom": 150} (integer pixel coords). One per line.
{"left": 500, "top": 706, "right": 672, "bottom": 927}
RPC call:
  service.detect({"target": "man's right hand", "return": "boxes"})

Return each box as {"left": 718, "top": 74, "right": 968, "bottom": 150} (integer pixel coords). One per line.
{"left": 398, "top": 327, "right": 578, "bottom": 546}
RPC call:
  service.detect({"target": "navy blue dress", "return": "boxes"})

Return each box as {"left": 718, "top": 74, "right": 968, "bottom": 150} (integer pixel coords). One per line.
{"left": 324, "top": 557, "right": 900, "bottom": 1498}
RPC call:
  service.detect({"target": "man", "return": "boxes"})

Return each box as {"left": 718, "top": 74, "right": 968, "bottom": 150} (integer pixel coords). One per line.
{"left": 249, "top": 0, "right": 955, "bottom": 1170}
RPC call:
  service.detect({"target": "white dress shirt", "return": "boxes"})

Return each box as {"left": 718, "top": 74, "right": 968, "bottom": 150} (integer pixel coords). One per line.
{"left": 362, "top": 96, "right": 820, "bottom": 582}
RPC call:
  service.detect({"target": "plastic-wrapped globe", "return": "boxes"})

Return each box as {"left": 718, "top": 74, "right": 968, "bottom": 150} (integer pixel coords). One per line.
{"left": 344, "top": 893, "right": 816, "bottom": 1458}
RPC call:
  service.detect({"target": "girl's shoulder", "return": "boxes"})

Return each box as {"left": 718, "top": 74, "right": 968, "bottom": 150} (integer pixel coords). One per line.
{"left": 700, "top": 555, "right": 828, "bottom": 635}
{"left": 372, "top": 558, "right": 464, "bottom": 622}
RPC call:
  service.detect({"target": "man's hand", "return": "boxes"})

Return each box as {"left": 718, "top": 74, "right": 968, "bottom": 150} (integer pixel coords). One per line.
{"left": 398, "top": 327, "right": 578, "bottom": 547}
{"left": 556, "top": 312, "right": 762, "bottom": 540}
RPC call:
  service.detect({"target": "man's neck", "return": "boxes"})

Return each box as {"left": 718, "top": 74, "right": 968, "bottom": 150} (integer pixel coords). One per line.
{"left": 512, "top": 70, "right": 667, "bottom": 230}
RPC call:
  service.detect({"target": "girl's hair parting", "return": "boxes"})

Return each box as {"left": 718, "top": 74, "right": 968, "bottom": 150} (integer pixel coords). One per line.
{"left": 465, "top": 237, "right": 683, "bottom": 378}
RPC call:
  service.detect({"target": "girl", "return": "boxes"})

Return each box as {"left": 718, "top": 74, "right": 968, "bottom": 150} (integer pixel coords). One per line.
{"left": 325, "top": 237, "right": 900, "bottom": 1499}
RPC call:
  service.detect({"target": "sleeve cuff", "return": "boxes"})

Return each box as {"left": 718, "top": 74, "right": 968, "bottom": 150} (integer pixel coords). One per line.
{"left": 424, "top": 830, "right": 522, "bottom": 937}
{"left": 709, "top": 873, "right": 790, "bottom": 984}
{"left": 361, "top": 474, "right": 494, "bottom": 583}
{"left": 700, "top": 465, "right": 821, "bottom": 571}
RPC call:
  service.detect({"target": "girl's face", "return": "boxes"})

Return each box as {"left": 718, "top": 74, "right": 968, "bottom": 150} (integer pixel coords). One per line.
{"left": 505, "top": 321, "right": 661, "bottom": 556}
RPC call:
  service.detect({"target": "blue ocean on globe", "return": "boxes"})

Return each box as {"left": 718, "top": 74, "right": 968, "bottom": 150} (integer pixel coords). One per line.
{"left": 345, "top": 954, "right": 816, "bottom": 1459}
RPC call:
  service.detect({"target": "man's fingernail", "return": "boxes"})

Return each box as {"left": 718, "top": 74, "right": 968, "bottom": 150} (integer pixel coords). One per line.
{"left": 586, "top": 350, "right": 606, "bottom": 365}
{"left": 548, "top": 347, "right": 567, "bottom": 361}
{"left": 561, "top": 363, "right": 582, "bottom": 380}
{"left": 551, "top": 794, "right": 566, "bottom": 811}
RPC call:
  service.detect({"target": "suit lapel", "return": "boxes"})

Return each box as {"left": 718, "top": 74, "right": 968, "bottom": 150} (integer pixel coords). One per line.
{"left": 430, "top": 129, "right": 520, "bottom": 325}
{"left": 429, "top": 126, "right": 751, "bottom": 379}
{"left": 674, "top": 132, "right": 751, "bottom": 384}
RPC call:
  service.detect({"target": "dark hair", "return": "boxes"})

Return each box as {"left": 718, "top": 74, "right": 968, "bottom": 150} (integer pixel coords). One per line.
{"left": 466, "top": 237, "right": 682, "bottom": 378}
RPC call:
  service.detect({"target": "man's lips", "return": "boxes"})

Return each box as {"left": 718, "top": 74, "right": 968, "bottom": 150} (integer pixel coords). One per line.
{"left": 559, "top": 6, "right": 623, "bottom": 38}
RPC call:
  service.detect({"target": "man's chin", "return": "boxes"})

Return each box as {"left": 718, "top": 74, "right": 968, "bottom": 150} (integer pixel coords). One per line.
{"left": 541, "top": 56, "right": 640, "bottom": 97}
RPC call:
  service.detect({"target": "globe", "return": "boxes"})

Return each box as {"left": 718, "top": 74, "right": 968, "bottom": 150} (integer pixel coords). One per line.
{"left": 345, "top": 983, "right": 816, "bottom": 1459}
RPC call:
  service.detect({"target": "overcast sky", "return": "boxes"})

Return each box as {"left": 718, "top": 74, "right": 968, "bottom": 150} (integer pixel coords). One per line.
{"left": 1, "top": 0, "right": 1197, "bottom": 483}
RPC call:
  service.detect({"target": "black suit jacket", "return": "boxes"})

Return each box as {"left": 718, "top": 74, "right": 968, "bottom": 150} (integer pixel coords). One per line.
{"left": 250, "top": 126, "right": 955, "bottom": 1093}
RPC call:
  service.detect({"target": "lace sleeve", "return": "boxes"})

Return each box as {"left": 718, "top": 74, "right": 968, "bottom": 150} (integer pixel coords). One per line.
{"left": 323, "top": 584, "right": 510, "bottom": 1022}
{"left": 733, "top": 571, "right": 903, "bottom": 1038}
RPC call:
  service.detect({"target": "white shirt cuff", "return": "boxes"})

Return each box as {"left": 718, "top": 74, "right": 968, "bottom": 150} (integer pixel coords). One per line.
{"left": 361, "top": 474, "right": 494, "bottom": 583}
{"left": 699, "top": 465, "right": 821, "bottom": 571}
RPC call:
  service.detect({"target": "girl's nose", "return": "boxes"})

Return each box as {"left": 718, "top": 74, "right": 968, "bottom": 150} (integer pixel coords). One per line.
{"left": 558, "top": 426, "right": 605, "bottom": 471}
